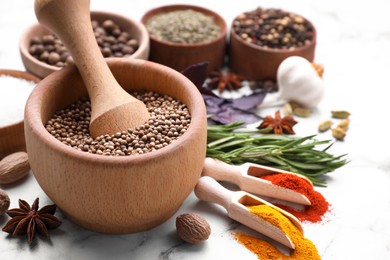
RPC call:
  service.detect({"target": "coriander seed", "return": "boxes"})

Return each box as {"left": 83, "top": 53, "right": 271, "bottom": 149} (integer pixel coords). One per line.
{"left": 46, "top": 91, "right": 190, "bottom": 156}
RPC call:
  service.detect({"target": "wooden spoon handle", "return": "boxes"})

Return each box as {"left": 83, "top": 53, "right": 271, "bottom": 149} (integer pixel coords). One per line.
{"left": 202, "top": 158, "right": 243, "bottom": 184}
{"left": 194, "top": 176, "right": 234, "bottom": 209}
{"left": 34, "top": 0, "right": 134, "bottom": 105}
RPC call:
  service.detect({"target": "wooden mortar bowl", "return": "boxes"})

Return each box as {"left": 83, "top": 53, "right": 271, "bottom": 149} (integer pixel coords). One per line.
{"left": 141, "top": 4, "right": 227, "bottom": 74}
{"left": 0, "top": 69, "right": 40, "bottom": 159}
{"left": 24, "top": 58, "right": 207, "bottom": 233}
{"left": 20, "top": 11, "right": 150, "bottom": 79}
{"left": 229, "top": 11, "right": 316, "bottom": 81}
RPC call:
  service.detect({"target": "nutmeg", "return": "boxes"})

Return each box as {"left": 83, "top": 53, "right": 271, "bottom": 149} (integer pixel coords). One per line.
{"left": 0, "top": 152, "right": 30, "bottom": 184}
{"left": 0, "top": 189, "right": 10, "bottom": 216}
{"left": 176, "top": 212, "right": 211, "bottom": 244}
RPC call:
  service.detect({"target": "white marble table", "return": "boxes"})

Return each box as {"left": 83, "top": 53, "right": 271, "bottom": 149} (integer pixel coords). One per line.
{"left": 1, "top": 0, "right": 390, "bottom": 259}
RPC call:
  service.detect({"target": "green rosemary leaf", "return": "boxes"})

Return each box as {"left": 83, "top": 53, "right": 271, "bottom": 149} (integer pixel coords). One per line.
{"left": 279, "top": 135, "right": 317, "bottom": 150}
{"left": 282, "top": 159, "right": 330, "bottom": 170}
{"left": 206, "top": 123, "right": 348, "bottom": 186}
{"left": 207, "top": 136, "right": 237, "bottom": 148}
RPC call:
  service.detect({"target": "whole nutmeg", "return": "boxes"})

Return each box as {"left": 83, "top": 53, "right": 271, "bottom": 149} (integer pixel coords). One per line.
{"left": 0, "top": 152, "right": 30, "bottom": 184}
{"left": 0, "top": 189, "right": 10, "bottom": 216}
{"left": 176, "top": 212, "right": 211, "bottom": 244}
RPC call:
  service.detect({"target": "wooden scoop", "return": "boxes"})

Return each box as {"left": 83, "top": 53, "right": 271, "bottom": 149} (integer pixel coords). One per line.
{"left": 202, "top": 158, "right": 312, "bottom": 205}
{"left": 195, "top": 176, "right": 303, "bottom": 249}
{"left": 34, "top": 0, "right": 150, "bottom": 138}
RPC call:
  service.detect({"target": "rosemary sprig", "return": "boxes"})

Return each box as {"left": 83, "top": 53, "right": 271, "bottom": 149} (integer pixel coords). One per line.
{"left": 207, "top": 122, "right": 348, "bottom": 186}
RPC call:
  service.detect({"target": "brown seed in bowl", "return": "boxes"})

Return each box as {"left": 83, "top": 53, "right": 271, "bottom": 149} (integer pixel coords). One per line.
{"left": 28, "top": 19, "right": 139, "bottom": 68}
{"left": 176, "top": 212, "right": 211, "bottom": 244}
{"left": 0, "top": 189, "right": 10, "bottom": 216}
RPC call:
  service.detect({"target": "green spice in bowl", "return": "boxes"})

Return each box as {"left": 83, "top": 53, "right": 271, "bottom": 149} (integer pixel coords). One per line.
{"left": 141, "top": 5, "right": 227, "bottom": 74}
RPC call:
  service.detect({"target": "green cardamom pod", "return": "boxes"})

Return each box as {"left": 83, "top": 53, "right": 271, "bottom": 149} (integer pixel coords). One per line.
{"left": 332, "top": 127, "right": 346, "bottom": 140}
{"left": 331, "top": 110, "right": 350, "bottom": 119}
{"left": 318, "top": 120, "right": 332, "bottom": 132}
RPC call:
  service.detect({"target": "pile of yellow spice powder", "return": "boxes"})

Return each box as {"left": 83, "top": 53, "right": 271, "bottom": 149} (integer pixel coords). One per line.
{"left": 235, "top": 204, "right": 320, "bottom": 259}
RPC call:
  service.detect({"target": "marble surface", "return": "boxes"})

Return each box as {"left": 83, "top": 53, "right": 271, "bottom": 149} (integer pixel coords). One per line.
{"left": 1, "top": 0, "right": 390, "bottom": 259}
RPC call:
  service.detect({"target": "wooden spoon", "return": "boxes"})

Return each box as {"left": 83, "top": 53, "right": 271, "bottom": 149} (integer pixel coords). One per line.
{"left": 34, "top": 0, "right": 150, "bottom": 138}
{"left": 202, "top": 158, "right": 312, "bottom": 205}
{"left": 195, "top": 176, "right": 303, "bottom": 249}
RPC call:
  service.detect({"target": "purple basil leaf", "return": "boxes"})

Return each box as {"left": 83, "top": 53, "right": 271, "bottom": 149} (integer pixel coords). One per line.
{"left": 202, "top": 94, "right": 225, "bottom": 114}
{"left": 181, "top": 62, "right": 209, "bottom": 88}
{"left": 211, "top": 105, "right": 262, "bottom": 124}
{"left": 203, "top": 94, "right": 225, "bottom": 107}
{"left": 232, "top": 91, "right": 267, "bottom": 111}
{"left": 181, "top": 62, "right": 219, "bottom": 97}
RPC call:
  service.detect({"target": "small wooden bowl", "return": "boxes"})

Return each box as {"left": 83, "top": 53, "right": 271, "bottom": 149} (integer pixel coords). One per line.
{"left": 141, "top": 4, "right": 227, "bottom": 74}
{"left": 20, "top": 11, "right": 150, "bottom": 79}
{"left": 0, "top": 69, "right": 40, "bottom": 159}
{"left": 229, "top": 11, "right": 316, "bottom": 81}
{"left": 24, "top": 58, "right": 207, "bottom": 233}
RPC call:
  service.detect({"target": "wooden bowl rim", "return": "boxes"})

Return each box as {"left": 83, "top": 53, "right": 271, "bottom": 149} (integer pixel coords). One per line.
{"left": 0, "top": 69, "right": 40, "bottom": 131}
{"left": 141, "top": 4, "right": 227, "bottom": 48}
{"left": 25, "top": 58, "right": 206, "bottom": 166}
{"left": 230, "top": 9, "right": 317, "bottom": 54}
{"left": 19, "top": 10, "right": 150, "bottom": 76}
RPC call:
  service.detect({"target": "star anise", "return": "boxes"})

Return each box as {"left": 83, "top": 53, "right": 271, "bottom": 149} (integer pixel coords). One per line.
{"left": 258, "top": 110, "right": 297, "bottom": 134}
{"left": 207, "top": 70, "right": 244, "bottom": 93}
{"left": 2, "top": 198, "right": 62, "bottom": 244}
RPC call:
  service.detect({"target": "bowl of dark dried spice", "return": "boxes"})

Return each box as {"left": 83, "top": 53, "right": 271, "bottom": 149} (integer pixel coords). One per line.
{"left": 141, "top": 5, "right": 227, "bottom": 74}
{"left": 24, "top": 58, "right": 207, "bottom": 233}
{"left": 20, "top": 11, "right": 150, "bottom": 78}
{"left": 229, "top": 7, "right": 316, "bottom": 80}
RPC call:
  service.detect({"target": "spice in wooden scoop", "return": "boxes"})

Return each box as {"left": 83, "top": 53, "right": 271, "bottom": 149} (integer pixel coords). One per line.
{"left": 235, "top": 204, "right": 320, "bottom": 259}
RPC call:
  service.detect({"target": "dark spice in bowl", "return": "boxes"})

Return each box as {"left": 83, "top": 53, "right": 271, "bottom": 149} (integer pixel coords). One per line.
{"left": 29, "top": 19, "right": 139, "bottom": 68}
{"left": 232, "top": 8, "right": 314, "bottom": 50}
{"left": 229, "top": 7, "right": 316, "bottom": 80}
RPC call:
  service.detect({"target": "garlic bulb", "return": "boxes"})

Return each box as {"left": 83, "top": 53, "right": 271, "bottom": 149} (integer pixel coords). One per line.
{"left": 277, "top": 56, "right": 325, "bottom": 108}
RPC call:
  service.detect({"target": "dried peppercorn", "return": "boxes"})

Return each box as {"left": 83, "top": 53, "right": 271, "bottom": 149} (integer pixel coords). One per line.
{"left": 232, "top": 7, "right": 314, "bottom": 50}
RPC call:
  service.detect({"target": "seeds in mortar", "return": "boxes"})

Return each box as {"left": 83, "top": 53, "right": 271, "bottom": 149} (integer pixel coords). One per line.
{"left": 146, "top": 9, "right": 221, "bottom": 44}
{"left": 29, "top": 19, "right": 139, "bottom": 68}
{"left": 45, "top": 91, "right": 191, "bottom": 156}
{"left": 232, "top": 7, "right": 314, "bottom": 49}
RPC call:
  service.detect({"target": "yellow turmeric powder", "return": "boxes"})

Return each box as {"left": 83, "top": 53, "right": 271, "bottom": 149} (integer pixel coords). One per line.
{"left": 235, "top": 204, "right": 320, "bottom": 260}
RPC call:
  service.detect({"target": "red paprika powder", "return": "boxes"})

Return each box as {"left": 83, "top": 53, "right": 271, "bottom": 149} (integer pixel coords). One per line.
{"left": 260, "top": 173, "right": 330, "bottom": 223}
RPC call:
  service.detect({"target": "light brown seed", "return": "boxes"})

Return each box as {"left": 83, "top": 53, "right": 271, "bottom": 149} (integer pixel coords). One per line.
{"left": 332, "top": 127, "right": 346, "bottom": 141}
{"left": 331, "top": 110, "right": 350, "bottom": 119}
{"left": 318, "top": 120, "right": 332, "bottom": 132}
{"left": 337, "top": 118, "right": 350, "bottom": 131}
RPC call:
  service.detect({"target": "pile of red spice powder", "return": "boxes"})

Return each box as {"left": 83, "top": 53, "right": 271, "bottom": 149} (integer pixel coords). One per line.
{"left": 260, "top": 173, "right": 330, "bottom": 223}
